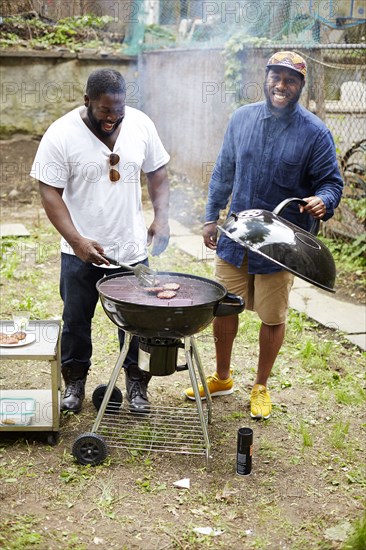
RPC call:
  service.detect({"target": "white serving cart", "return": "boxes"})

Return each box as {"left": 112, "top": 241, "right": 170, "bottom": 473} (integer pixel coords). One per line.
{"left": 0, "top": 320, "right": 61, "bottom": 445}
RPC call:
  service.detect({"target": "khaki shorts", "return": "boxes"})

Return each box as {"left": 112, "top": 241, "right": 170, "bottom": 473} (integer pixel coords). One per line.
{"left": 215, "top": 256, "right": 294, "bottom": 325}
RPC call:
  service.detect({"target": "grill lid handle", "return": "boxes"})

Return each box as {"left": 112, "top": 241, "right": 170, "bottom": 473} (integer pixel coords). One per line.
{"left": 272, "top": 197, "right": 320, "bottom": 235}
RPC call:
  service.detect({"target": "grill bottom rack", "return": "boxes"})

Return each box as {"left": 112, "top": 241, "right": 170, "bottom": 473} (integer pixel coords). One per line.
{"left": 98, "top": 404, "right": 209, "bottom": 455}
{"left": 72, "top": 334, "right": 213, "bottom": 466}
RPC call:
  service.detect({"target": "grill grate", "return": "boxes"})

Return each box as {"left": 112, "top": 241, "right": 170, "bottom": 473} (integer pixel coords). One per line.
{"left": 98, "top": 403, "right": 209, "bottom": 455}
{"left": 98, "top": 273, "right": 224, "bottom": 307}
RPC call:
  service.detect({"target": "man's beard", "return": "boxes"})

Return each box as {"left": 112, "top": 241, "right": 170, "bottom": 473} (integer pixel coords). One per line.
{"left": 263, "top": 83, "right": 303, "bottom": 117}
{"left": 87, "top": 106, "right": 123, "bottom": 137}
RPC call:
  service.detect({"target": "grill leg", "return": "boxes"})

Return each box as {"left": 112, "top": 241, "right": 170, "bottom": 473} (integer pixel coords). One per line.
{"left": 190, "top": 336, "right": 213, "bottom": 425}
{"left": 91, "top": 332, "right": 132, "bottom": 433}
{"left": 185, "top": 337, "right": 211, "bottom": 466}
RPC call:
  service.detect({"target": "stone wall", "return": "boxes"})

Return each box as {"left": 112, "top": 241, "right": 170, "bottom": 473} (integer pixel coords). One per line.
{"left": 0, "top": 51, "right": 138, "bottom": 136}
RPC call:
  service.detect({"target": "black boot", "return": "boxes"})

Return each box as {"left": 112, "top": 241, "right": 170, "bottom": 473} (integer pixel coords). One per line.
{"left": 61, "top": 362, "right": 89, "bottom": 413}
{"left": 125, "top": 364, "right": 152, "bottom": 414}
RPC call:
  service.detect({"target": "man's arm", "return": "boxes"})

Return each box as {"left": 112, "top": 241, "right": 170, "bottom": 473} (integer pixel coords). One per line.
{"left": 302, "top": 128, "right": 343, "bottom": 221}
{"left": 39, "top": 182, "right": 108, "bottom": 264}
{"left": 205, "top": 115, "right": 237, "bottom": 224}
{"left": 146, "top": 165, "right": 170, "bottom": 256}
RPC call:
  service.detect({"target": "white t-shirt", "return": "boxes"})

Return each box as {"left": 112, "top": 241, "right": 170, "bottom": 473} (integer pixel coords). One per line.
{"left": 30, "top": 106, "right": 170, "bottom": 264}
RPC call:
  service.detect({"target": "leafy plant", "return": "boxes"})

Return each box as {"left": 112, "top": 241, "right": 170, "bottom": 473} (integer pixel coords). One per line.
{"left": 0, "top": 515, "right": 43, "bottom": 549}
{"left": 344, "top": 197, "right": 366, "bottom": 223}
{"left": 342, "top": 510, "right": 366, "bottom": 550}
{"left": 0, "top": 238, "right": 20, "bottom": 279}
{"left": 0, "top": 14, "right": 120, "bottom": 51}
{"left": 321, "top": 234, "right": 366, "bottom": 269}
{"left": 145, "top": 24, "right": 176, "bottom": 42}
{"left": 223, "top": 33, "right": 270, "bottom": 109}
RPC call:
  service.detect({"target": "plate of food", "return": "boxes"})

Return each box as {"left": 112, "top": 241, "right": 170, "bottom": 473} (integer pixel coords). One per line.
{"left": 0, "top": 331, "right": 36, "bottom": 347}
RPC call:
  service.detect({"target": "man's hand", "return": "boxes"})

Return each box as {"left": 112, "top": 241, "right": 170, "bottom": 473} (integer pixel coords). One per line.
{"left": 300, "top": 196, "right": 326, "bottom": 219}
{"left": 147, "top": 220, "right": 170, "bottom": 256}
{"left": 72, "top": 237, "right": 106, "bottom": 264}
{"left": 203, "top": 222, "right": 218, "bottom": 250}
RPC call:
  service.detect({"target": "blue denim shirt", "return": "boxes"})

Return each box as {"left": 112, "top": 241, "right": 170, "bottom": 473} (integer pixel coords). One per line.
{"left": 207, "top": 101, "right": 343, "bottom": 273}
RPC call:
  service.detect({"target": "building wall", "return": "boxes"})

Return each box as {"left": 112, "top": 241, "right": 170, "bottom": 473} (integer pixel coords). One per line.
{"left": 139, "top": 48, "right": 233, "bottom": 183}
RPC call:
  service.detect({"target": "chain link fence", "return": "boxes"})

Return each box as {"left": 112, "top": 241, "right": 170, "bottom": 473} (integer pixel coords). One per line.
{"left": 127, "top": 2, "right": 365, "bottom": 196}
{"left": 299, "top": 45, "right": 365, "bottom": 197}
{"left": 232, "top": 44, "right": 365, "bottom": 197}
{"left": 128, "top": 0, "right": 366, "bottom": 50}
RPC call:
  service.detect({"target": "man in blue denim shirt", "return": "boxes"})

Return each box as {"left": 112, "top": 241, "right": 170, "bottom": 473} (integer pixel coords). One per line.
{"left": 185, "top": 51, "right": 343, "bottom": 419}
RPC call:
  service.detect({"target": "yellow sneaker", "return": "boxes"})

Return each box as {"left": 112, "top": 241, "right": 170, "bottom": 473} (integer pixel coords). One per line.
{"left": 184, "top": 371, "right": 234, "bottom": 401}
{"left": 250, "top": 384, "right": 272, "bottom": 419}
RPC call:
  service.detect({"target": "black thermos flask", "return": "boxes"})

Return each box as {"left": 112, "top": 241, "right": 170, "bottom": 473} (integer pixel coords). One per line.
{"left": 236, "top": 427, "right": 253, "bottom": 476}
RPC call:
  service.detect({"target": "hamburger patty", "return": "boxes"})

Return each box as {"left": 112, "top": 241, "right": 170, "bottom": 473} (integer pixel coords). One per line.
{"left": 0, "top": 331, "right": 26, "bottom": 344}
{"left": 157, "top": 290, "right": 177, "bottom": 299}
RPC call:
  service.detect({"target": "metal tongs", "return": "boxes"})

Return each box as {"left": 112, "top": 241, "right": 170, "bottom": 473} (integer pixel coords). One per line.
{"left": 101, "top": 255, "right": 157, "bottom": 287}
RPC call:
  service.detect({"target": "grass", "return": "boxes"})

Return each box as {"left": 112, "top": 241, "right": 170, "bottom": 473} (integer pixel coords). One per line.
{"left": 0, "top": 516, "right": 42, "bottom": 549}
{"left": 342, "top": 511, "right": 366, "bottom": 550}
{"left": 1, "top": 212, "right": 366, "bottom": 549}
{"left": 329, "top": 420, "right": 350, "bottom": 449}
{"left": 334, "top": 380, "right": 366, "bottom": 405}
{"left": 299, "top": 421, "right": 314, "bottom": 448}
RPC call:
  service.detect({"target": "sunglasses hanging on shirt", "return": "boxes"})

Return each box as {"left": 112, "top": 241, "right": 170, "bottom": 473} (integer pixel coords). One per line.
{"left": 109, "top": 153, "right": 120, "bottom": 182}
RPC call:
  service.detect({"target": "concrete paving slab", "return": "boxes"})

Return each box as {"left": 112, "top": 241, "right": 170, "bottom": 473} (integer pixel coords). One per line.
{"left": 168, "top": 218, "right": 194, "bottom": 237}
{"left": 347, "top": 334, "right": 366, "bottom": 349}
{"left": 144, "top": 210, "right": 212, "bottom": 260}
{"left": 143, "top": 210, "right": 197, "bottom": 239}
{"left": 143, "top": 210, "right": 154, "bottom": 231}
{"left": 0, "top": 223, "right": 30, "bottom": 237}
{"left": 290, "top": 278, "right": 365, "bottom": 350}
{"left": 170, "top": 234, "right": 214, "bottom": 262}
{"left": 290, "top": 279, "right": 365, "bottom": 334}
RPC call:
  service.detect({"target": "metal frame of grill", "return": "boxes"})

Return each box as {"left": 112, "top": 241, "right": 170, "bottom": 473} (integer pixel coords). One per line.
{"left": 72, "top": 333, "right": 213, "bottom": 466}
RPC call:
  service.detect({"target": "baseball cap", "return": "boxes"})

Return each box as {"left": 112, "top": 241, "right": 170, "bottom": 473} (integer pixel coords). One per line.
{"left": 266, "top": 51, "right": 307, "bottom": 77}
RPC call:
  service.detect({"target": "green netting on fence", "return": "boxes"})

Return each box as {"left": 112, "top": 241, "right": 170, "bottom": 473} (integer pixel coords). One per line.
{"left": 124, "top": 0, "right": 366, "bottom": 54}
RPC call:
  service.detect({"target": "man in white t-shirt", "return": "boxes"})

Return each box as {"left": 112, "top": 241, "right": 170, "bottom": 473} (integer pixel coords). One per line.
{"left": 31, "top": 68, "right": 170, "bottom": 414}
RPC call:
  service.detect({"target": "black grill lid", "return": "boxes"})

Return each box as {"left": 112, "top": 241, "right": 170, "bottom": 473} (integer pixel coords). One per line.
{"left": 219, "top": 198, "right": 336, "bottom": 293}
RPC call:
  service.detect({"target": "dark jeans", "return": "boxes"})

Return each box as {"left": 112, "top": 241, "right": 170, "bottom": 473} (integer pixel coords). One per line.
{"left": 60, "top": 253, "right": 145, "bottom": 374}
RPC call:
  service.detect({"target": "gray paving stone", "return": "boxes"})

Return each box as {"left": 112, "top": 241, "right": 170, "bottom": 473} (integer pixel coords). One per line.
{"left": 0, "top": 223, "right": 30, "bottom": 237}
